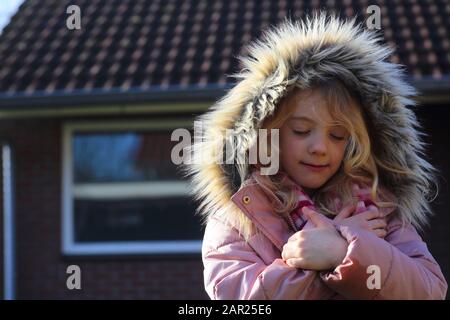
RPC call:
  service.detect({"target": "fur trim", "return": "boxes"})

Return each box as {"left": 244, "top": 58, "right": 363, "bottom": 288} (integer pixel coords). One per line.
{"left": 182, "top": 12, "right": 437, "bottom": 230}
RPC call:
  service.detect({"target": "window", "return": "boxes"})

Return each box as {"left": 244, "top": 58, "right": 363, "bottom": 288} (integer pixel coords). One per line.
{"left": 62, "top": 120, "right": 201, "bottom": 255}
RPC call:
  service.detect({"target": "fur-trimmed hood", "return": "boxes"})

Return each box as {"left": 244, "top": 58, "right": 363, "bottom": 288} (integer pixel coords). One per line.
{"left": 183, "top": 13, "right": 436, "bottom": 230}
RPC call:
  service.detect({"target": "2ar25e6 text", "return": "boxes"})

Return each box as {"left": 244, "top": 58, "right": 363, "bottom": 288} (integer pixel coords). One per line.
{"left": 222, "top": 304, "right": 271, "bottom": 315}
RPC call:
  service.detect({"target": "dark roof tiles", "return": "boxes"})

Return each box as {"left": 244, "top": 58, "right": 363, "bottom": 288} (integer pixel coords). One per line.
{"left": 0, "top": 0, "right": 449, "bottom": 96}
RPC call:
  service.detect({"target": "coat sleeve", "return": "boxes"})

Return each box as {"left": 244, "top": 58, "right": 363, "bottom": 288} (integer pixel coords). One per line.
{"left": 319, "top": 215, "right": 448, "bottom": 299}
{"left": 202, "top": 217, "right": 334, "bottom": 300}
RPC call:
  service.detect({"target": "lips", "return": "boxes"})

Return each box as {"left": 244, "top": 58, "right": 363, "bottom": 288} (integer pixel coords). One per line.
{"left": 301, "top": 162, "right": 329, "bottom": 168}
{"left": 301, "top": 162, "right": 329, "bottom": 171}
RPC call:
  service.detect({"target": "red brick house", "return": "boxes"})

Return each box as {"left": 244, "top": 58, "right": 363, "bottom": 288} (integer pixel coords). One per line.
{"left": 0, "top": 0, "right": 449, "bottom": 299}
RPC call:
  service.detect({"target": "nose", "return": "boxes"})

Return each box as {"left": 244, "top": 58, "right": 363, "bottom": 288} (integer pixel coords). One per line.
{"left": 307, "top": 132, "right": 327, "bottom": 156}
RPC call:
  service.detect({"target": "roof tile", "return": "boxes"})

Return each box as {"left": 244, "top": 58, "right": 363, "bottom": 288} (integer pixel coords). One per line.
{"left": 0, "top": 0, "right": 449, "bottom": 96}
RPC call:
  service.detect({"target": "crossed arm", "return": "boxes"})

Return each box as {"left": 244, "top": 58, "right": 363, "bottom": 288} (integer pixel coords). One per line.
{"left": 281, "top": 205, "right": 448, "bottom": 299}
{"left": 203, "top": 206, "right": 447, "bottom": 300}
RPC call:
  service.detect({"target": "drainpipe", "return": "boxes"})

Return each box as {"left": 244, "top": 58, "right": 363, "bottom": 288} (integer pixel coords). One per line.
{"left": 2, "top": 143, "right": 15, "bottom": 300}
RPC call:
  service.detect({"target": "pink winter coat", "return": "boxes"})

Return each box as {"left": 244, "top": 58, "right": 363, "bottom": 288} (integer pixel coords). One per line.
{"left": 202, "top": 181, "right": 448, "bottom": 300}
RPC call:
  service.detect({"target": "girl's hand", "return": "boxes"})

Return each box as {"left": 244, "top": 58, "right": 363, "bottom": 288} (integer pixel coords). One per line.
{"left": 333, "top": 202, "right": 388, "bottom": 238}
{"left": 282, "top": 207, "right": 348, "bottom": 271}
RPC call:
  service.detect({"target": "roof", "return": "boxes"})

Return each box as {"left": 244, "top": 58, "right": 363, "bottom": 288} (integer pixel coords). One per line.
{"left": 1, "top": 0, "right": 450, "bottom": 108}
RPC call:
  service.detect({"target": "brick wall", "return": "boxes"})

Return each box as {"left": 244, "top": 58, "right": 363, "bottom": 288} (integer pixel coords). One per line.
{"left": 416, "top": 104, "right": 450, "bottom": 300}
{"left": 0, "top": 116, "right": 208, "bottom": 300}
{"left": 0, "top": 152, "right": 3, "bottom": 299}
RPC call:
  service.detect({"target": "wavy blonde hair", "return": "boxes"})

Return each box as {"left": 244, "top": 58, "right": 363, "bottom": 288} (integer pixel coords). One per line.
{"left": 248, "top": 77, "right": 398, "bottom": 223}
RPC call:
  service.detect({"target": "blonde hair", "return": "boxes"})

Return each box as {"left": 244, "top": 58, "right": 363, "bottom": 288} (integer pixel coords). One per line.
{"left": 246, "top": 77, "right": 398, "bottom": 229}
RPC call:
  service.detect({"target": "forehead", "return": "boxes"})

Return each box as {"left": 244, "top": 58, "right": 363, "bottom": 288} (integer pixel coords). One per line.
{"left": 287, "top": 88, "right": 335, "bottom": 123}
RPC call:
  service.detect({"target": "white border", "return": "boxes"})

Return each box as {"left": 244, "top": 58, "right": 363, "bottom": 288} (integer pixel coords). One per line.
{"left": 61, "top": 120, "right": 201, "bottom": 255}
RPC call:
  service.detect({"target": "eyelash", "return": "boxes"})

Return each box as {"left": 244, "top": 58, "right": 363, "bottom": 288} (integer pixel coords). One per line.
{"left": 293, "top": 130, "right": 309, "bottom": 136}
{"left": 330, "top": 134, "right": 345, "bottom": 141}
{"left": 293, "top": 130, "right": 345, "bottom": 141}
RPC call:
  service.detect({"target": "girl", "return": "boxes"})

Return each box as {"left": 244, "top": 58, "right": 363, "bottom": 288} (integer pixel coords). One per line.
{"left": 184, "top": 13, "right": 447, "bottom": 299}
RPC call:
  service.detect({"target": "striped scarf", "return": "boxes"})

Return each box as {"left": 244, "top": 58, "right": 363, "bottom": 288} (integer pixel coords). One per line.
{"left": 288, "top": 182, "right": 377, "bottom": 232}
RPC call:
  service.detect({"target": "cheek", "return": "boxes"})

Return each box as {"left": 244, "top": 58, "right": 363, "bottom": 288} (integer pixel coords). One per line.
{"left": 279, "top": 131, "right": 300, "bottom": 166}
{"left": 330, "top": 144, "right": 347, "bottom": 165}
{"left": 279, "top": 130, "right": 292, "bottom": 153}
{"left": 279, "top": 136, "right": 292, "bottom": 166}
{"left": 280, "top": 132, "right": 305, "bottom": 156}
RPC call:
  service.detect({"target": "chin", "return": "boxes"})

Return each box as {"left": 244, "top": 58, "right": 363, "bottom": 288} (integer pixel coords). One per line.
{"left": 303, "top": 183, "right": 324, "bottom": 190}
{"left": 298, "top": 179, "right": 327, "bottom": 189}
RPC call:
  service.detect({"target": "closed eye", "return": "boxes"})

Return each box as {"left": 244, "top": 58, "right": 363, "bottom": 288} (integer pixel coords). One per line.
{"left": 293, "top": 130, "right": 310, "bottom": 136}
{"left": 330, "top": 134, "right": 345, "bottom": 141}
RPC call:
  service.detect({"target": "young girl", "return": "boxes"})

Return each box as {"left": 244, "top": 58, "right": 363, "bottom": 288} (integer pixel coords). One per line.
{"left": 184, "top": 13, "right": 447, "bottom": 299}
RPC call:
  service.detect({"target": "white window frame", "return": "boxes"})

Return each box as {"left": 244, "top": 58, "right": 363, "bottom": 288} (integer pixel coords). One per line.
{"left": 61, "top": 120, "right": 201, "bottom": 255}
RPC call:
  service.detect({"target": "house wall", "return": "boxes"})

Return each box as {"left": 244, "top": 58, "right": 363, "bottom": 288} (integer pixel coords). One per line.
{"left": 0, "top": 105, "right": 448, "bottom": 299}
{"left": 0, "top": 115, "right": 208, "bottom": 300}
{"left": 416, "top": 104, "right": 450, "bottom": 300}
{"left": 0, "top": 153, "right": 3, "bottom": 299}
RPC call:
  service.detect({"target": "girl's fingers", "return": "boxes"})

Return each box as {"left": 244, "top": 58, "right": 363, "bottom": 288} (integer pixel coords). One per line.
{"left": 374, "top": 228, "right": 387, "bottom": 238}
{"left": 286, "top": 258, "right": 305, "bottom": 269}
{"left": 368, "top": 218, "right": 387, "bottom": 229}
{"left": 282, "top": 243, "right": 295, "bottom": 260}
{"left": 360, "top": 207, "right": 380, "bottom": 220}
{"left": 334, "top": 203, "right": 356, "bottom": 221}
{"left": 287, "top": 231, "right": 302, "bottom": 243}
{"left": 281, "top": 245, "right": 287, "bottom": 260}
{"left": 303, "top": 207, "right": 334, "bottom": 228}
